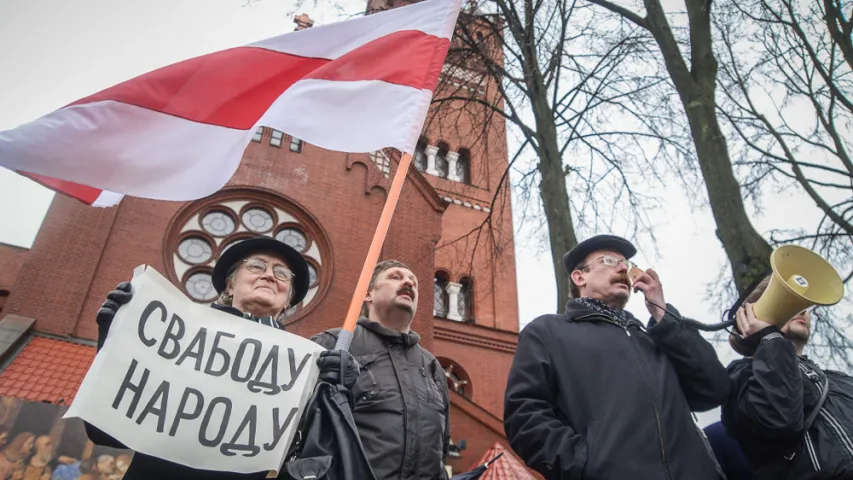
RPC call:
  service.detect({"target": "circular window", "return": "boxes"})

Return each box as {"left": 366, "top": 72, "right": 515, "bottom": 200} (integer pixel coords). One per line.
{"left": 276, "top": 228, "right": 308, "bottom": 252}
{"left": 178, "top": 237, "right": 213, "bottom": 264}
{"left": 165, "top": 188, "right": 333, "bottom": 324}
{"left": 242, "top": 208, "right": 274, "bottom": 233}
{"left": 186, "top": 272, "right": 217, "bottom": 301}
{"left": 202, "top": 211, "right": 236, "bottom": 237}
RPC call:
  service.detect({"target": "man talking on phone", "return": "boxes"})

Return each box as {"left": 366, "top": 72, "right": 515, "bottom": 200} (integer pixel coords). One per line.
{"left": 504, "top": 235, "right": 730, "bottom": 479}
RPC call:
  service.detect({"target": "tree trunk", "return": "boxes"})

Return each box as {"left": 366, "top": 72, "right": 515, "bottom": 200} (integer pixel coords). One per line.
{"left": 643, "top": 0, "right": 773, "bottom": 294}
{"left": 522, "top": 31, "right": 580, "bottom": 311}
{"left": 537, "top": 135, "right": 578, "bottom": 311}
{"left": 681, "top": 94, "right": 774, "bottom": 292}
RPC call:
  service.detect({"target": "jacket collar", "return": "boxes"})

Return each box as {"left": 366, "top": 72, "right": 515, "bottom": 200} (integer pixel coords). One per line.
{"left": 564, "top": 299, "right": 644, "bottom": 327}
{"left": 357, "top": 317, "right": 420, "bottom": 347}
{"left": 211, "top": 303, "right": 281, "bottom": 330}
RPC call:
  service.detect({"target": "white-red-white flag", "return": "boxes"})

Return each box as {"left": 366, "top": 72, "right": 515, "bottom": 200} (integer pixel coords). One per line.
{"left": 0, "top": 0, "right": 461, "bottom": 207}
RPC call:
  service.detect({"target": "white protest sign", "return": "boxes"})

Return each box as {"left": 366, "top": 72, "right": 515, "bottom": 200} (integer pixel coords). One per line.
{"left": 65, "top": 265, "right": 324, "bottom": 474}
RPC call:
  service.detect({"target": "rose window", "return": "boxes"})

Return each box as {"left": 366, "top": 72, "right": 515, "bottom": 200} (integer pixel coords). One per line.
{"left": 165, "top": 190, "right": 332, "bottom": 322}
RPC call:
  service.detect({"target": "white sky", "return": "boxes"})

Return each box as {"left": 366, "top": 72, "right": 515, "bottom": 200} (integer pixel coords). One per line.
{"left": 0, "top": 0, "right": 849, "bottom": 428}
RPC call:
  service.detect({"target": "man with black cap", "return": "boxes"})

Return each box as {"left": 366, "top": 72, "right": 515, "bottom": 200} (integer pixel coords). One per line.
{"left": 504, "top": 234, "right": 730, "bottom": 479}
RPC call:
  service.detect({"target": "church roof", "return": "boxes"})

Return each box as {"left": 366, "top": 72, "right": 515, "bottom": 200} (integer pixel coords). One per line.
{"left": 0, "top": 336, "right": 95, "bottom": 404}
{"left": 469, "top": 442, "right": 537, "bottom": 480}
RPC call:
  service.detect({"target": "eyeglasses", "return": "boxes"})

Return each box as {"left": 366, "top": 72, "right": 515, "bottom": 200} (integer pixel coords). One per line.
{"left": 577, "top": 255, "right": 635, "bottom": 271}
{"left": 242, "top": 258, "right": 295, "bottom": 282}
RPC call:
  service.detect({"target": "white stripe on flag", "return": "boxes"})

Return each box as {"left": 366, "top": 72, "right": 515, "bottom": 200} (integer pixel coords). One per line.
{"left": 260, "top": 79, "right": 433, "bottom": 155}
{"left": 0, "top": 101, "right": 249, "bottom": 201}
{"left": 250, "top": 0, "right": 458, "bottom": 58}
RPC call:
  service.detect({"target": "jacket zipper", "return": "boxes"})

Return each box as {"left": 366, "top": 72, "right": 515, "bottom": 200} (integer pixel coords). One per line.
{"left": 575, "top": 313, "right": 672, "bottom": 479}
{"left": 388, "top": 344, "right": 411, "bottom": 477}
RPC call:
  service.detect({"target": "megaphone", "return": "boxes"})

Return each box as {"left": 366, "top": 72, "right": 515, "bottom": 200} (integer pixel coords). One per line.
{"left": 729, "top": 245, "right": 844, "bottom": 355}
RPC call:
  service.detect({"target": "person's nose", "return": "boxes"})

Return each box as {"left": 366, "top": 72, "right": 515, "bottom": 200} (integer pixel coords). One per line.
{"left": 259, "top": 266, "right": 276, "bottom": 281}
{"left": 615, "top": 261, "right": 628, "bottom": 273}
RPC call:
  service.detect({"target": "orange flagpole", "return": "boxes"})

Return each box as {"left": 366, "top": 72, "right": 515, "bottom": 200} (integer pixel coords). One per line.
{"left": 333, "top": 151, "right": 413, "bottom": 351}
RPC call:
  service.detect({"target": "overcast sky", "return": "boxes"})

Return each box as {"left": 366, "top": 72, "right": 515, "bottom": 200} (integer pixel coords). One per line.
{"left": 1, "top": 0, "right": 848, "bottom": 427}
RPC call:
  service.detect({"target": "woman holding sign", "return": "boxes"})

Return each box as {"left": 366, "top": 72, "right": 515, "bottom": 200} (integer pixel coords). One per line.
{"left": 85, "top": 236, "right": 313, "bottom": 479}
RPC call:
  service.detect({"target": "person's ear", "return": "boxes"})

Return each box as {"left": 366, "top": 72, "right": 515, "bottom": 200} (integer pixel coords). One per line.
{"left": 571, "top": 269, "right": 585, "bottom": 288}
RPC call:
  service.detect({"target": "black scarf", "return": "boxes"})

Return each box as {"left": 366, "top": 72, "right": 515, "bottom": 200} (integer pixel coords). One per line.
{"left": 575, "top": 297, "right": 632, "bottom": 324}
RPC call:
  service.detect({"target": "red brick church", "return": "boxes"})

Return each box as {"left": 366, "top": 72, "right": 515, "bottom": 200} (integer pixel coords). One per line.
{"left": 0, "top": 1, "right": 534, "bottom": 477}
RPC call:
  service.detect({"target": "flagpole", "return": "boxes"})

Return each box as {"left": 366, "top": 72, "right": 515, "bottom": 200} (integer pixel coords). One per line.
{"left": 333, "top": 152, "right": 414, "bottom": 352}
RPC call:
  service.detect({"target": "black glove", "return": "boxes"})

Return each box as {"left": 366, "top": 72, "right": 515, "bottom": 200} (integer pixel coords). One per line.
{"left": 96, "top": 282, "right": 133, "bottom": 351}
{"left": 317, "top": 350, "right": 360, "bottom": 390}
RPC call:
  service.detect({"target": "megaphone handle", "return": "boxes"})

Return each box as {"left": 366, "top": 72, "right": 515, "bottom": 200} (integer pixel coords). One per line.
{"left": 726, "top": 269, "right": 773, "bottom": 326}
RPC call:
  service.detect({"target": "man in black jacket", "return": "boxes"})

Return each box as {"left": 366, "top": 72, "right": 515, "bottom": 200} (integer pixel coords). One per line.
{"left": 504, "top": 234, "right": 729, "bottom": 480}
{"left": 312, "top": 260, "right": 451, "bottom": 480}
{"left": 722, "top": 277, "right": 853, "bottom": 479}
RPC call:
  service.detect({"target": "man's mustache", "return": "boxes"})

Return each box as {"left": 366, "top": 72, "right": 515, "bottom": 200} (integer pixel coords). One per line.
{"left": 611, "top": 273, "right": 631, "bottom": 287}
{"left": 397, "top": 286, "right": 415, "bottom": 298}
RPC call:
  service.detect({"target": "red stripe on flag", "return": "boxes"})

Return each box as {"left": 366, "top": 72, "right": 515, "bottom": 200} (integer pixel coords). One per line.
{"left": 19, "top": 172, "right": 102, "bottom": 205}
{"left": 70, "top": 30, "right": 447, "bottom": 130}
{"left": 306, "top": 30, "right": 450, "bottom": 90}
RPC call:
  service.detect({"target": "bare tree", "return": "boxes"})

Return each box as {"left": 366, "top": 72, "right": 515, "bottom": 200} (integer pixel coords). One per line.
{"left": 713, "top": 0, "right": 853, "bottom": 367}
{"left": 427, "top": 0, "right": 672, "bottom": 309}
{"left": 716, "top": 0, "right": 853, "bottom": 281}
{"left": 584, "top": 0, "right": 774, "bottom": 295}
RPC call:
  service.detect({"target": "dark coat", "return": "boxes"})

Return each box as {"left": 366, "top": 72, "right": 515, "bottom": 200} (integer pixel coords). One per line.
{"left": 504, "top": 300, "right": 730, "bottom": 480}
{"left": 704, "top": 421, "right": 756, "bottom": 480}
{"left": 312, "top": 318, "right": 450, "bottom": 480}
{"left": 722, "top": 326, "right": 853, "bottom": 479}
{"left": 85, "top": 303, "right": 286, "bottom": 479}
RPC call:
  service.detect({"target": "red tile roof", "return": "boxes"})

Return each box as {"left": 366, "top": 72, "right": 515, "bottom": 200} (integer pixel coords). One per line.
{"left": 470, "top": 442, "right": 537, "bottom": 480}
{"left": 0, "top": 336, "right": 95, "bottom": 404}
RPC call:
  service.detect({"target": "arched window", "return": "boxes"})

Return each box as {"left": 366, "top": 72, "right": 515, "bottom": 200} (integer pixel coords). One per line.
{"left": 164, "top": 188, "right": 332, "bottom": 324}
{"left": 458, "top": 276, "right": 473, "bottom": 322}
{"left": 435, "top": 142, "right": 450, "bottom": 178}
{"left": 434, "top": 271, "right": 450, "bottom": 318}
{"left": 414, "top": 139, "right": 427, "bottom": 172}
{"left": 456, "top": 149, "right": 471, "bottom": 184}
{"left": 438, "top": 358, "right": 471, "bottom": 398}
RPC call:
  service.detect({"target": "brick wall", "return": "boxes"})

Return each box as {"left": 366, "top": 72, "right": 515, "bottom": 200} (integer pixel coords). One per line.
{"left": 3, "top": 195, "right": 119, "bottom": 335}
{"left": 434, "top": 319, "right": 517, "bottom": 418}
{"left": 0, "top": 243, "right": 28, "bottom": 292}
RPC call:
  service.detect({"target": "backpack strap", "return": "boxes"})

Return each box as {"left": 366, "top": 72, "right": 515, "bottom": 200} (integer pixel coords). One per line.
{"left": 783, "top": 363, "right": 830, "bottom": 463}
